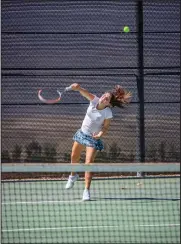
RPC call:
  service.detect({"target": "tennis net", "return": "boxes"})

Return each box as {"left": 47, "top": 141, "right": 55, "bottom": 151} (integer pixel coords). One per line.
{"left": 1, "top": 163, "right": 180, "bottom": 244}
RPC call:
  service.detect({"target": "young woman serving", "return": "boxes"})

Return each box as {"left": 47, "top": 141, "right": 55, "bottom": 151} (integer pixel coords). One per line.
{"left": 65, "top": 83, "right": 131, "bottom": 200}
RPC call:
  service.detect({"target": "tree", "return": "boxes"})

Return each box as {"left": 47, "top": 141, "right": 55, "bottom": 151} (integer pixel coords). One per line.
{"left": 43, "top": 144, "right": 57, "bottom": 162}
{"left": 63, "top": 152, "right": 71, "bottom": 162}
{"left": 25, "top": 140, "right": 42, "bottom": 162}
{"left": 1, "top": 150, "right": 11, "bottom": 163}
{"left": 168, "top": 143, "right": 180, "bottom": 162}
{"left": 147, "top": 144, "right": 158, "bottom": 162}
{"left": 108, "top": 142, "right": 121, "bottom": 162}
{"left": 127, "top": 151, "right": 135, "bottom": 162}
{"left": 96, "top": 151, "right": 109, "bottom": 162}
{"left": 95, "top": 143, "right": 109, "bottom": 162}
{"left": 12, "top": 144, "right": 22, "bottom": 162}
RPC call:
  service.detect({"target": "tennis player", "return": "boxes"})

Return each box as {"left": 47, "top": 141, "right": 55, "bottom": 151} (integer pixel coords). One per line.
{"left": 65, "top": 83, "right": 131, "bottom": 200}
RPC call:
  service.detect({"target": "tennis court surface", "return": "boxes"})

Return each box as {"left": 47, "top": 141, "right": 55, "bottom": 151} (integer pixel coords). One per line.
{"left": 1, "top": 163, "right": 180, "bottom": 244}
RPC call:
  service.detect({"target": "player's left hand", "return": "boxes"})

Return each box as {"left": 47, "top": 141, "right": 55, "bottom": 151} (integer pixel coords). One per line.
{"left": 92, "top": 132, "right": 102, "bottom": 139}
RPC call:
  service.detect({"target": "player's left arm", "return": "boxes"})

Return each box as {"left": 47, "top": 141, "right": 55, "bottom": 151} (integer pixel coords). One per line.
{"left": 92, "top": 119, "right": 111, "bottom": 139}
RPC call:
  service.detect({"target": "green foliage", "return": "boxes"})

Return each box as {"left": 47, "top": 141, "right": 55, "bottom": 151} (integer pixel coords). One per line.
{"left": 1, "top": 150, "right": 11, "bottom": 163}
{"left": 43, "top": 144, "right": 57, "bottom": 162}
{"left": 146, "top": 141, "right": 180, "bottom": 162}
{"left": 108, "top": 142, "right": 121, "bottom": 162}
{"left": 127, "top": 151, "right": 135, "bottom": 162}
{"left": 168, "top": 143, "right": 180, "bottom": 162}
{"left": 1, "top": 140, "right": 180, "bottom": 163}
{"left": 147, "top": 143, "right": 158, "bottom": 162}
{"left": 12, "top": 144, "right": 22, "bottom": 162}
{"left": 63, "top": 152, "right": 71, "bottom": 162}
{"left": 25, "top": 140, "right": 42, "bottom": 162}
{"left": 96, "top": 151, "right": 108, "bottom": 162}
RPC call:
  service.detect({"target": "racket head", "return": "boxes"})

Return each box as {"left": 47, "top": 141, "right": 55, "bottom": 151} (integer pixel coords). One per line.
{"left": 38, "top": 89, "right": 62, "bottom": 104}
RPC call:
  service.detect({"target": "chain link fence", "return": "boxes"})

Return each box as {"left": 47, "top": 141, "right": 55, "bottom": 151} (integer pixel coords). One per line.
{"left": 1, "top": 0, "right": 180, "bottom": 163}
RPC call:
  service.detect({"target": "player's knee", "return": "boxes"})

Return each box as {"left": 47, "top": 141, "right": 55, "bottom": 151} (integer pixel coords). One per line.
{"left": 71, "top": 152, "right": 79, "bottom": 162}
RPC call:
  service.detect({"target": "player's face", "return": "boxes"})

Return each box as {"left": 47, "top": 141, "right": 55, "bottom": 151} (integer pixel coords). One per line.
{"left": 99, "top": 93, "right": 112, "bottom": 106}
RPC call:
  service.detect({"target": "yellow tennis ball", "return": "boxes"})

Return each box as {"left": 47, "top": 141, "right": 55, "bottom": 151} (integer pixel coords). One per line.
{"left": 123, "top": 26, "right": 130, "bottom": 33}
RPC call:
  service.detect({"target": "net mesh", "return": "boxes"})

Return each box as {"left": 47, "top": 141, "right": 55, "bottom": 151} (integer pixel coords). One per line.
{"left": 1, "top": 163, "right": 180, "bottom": 244}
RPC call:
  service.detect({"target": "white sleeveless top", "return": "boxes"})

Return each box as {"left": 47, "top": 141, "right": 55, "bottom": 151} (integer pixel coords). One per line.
{"left": 81, "top": 96, "right": 113, "bottom": 136}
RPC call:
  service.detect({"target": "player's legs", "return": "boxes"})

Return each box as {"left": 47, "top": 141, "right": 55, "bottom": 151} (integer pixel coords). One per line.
{"left": 82, "top": 147, "right": 97, "bottom": 200}
{"left": 71, "top": 141, "right": 84, "bottom": 176}
{"left": 65, "top": 141, "right": 84, "bottom": 189}
{"left": 85, "top": 146, "right": 97, "bottom": 189}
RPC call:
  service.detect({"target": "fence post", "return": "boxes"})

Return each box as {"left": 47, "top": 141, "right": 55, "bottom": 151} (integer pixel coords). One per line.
{"left": 136, "top": 0, "right": 145, "bottom": 177}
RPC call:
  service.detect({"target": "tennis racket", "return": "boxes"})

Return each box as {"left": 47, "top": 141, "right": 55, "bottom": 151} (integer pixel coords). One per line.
{"left": 38, "top": 86, "right": 72, "bottom": 104}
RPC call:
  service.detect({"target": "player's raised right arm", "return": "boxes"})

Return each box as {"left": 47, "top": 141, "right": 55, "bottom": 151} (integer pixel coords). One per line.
{"left": 70, "top": 83, "right": 95, "bottom": 101}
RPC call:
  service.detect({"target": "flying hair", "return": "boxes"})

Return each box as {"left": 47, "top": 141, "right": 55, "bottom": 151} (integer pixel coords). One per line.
{"left": 110, "top": 85, "right": 132, "bottom": 108}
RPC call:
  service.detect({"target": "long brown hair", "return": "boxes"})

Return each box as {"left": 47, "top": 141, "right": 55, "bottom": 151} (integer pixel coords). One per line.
{"left": 110, "top": 85, "right": 132, "bottom": 108}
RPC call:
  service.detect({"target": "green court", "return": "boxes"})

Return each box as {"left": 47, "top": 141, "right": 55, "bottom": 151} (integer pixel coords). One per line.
{"left": 2, "top": 177, "right": 180, "bottom": 244}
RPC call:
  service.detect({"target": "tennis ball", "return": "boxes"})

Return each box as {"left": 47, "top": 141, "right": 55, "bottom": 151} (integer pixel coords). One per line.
{"left": 123, "top": 26, "right": 130, "bottom": 33}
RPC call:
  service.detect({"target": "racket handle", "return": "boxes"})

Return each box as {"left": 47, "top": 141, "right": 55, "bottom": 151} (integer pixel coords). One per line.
{"left": 64, "top": 86, "right": 72, "bottom": 91}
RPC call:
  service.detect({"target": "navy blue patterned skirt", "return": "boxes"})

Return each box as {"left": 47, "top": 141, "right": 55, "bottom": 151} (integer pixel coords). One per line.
{"left": 73, "top": 129, "right": 104, "bottom": 151}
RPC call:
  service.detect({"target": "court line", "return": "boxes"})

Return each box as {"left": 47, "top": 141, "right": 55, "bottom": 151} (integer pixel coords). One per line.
{"left": 2, "top": 223, "right": 180, "bottom": 232}
{"left": 2, "top": 200, "right": 82, "bottom": 205}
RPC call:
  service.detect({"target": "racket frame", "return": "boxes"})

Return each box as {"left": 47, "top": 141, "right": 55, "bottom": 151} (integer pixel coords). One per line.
{"left": 38, "top": 86, "right": 72, "bottom": 104}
